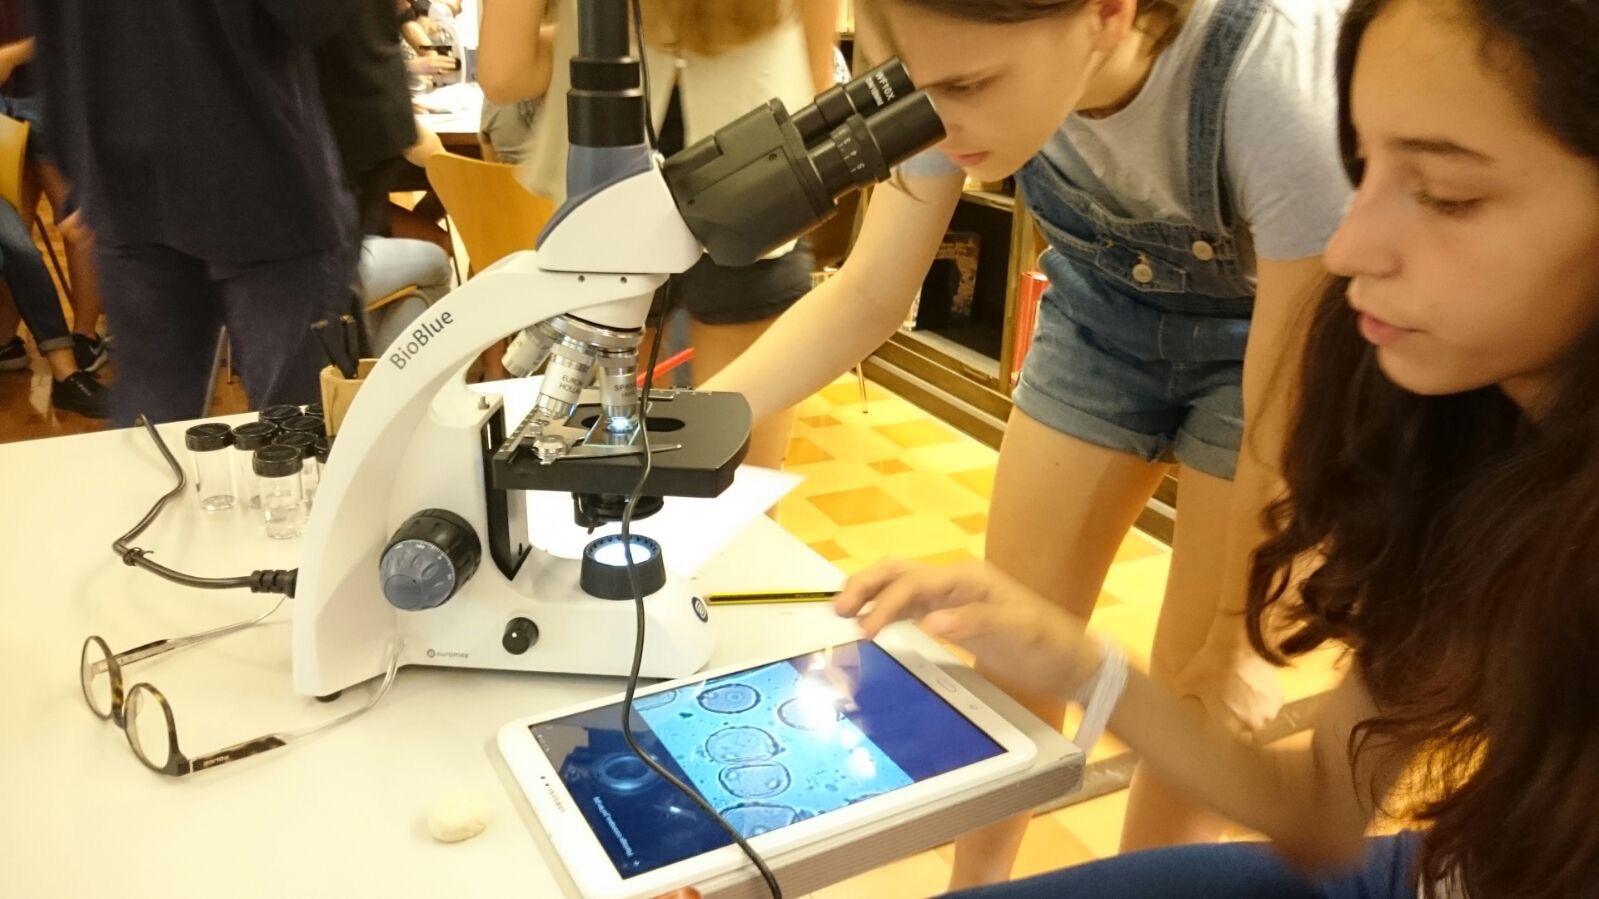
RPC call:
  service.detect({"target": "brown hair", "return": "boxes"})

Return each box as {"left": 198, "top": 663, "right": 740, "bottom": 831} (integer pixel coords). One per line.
{"left": 1246, "top": 0, "right": 1599, "bottom": 895}
{"left": 640, "top": 0, "right": 786, "bottom": 58}
{"left": 869, "top": 0, "right": 1192, "bottom": 51}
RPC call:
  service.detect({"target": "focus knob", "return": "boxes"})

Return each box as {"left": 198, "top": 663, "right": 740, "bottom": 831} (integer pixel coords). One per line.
{"left": 380, "top": 509, "right": 482, "bottom": 611}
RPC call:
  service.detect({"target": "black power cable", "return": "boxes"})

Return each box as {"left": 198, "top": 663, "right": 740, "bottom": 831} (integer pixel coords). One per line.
{"left": 617, "top": 318, "right": 783, "bottom": 898}
{"left": 117, "top": 415, "right": 299, "bottom": 597}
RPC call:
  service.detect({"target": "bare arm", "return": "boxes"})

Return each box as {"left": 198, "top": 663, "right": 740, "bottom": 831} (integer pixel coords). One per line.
{"left": 701, "top": 171, "right": 964, "bottom": 419}
{"left": 401, "top": 18, "right": 432, "bottom": 51}
{"left": 798, "top": 0, "right": 841, "bottom": 95}
{"left": 0, "top": 38, "right": 33, "bottom": 85}
{"left": 838, "top": 561, "right": 1411, "bottom": 871}
{"left": 478, "top": 0, "right": 555, "bottom": 104}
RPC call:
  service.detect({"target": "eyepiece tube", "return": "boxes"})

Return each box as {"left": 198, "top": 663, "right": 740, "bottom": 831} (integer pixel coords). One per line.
{"left": 578, "top": 0, "right": 630, "bottom": 58}
{"left": 790, "top": 59, "right": 917, "bottom": 143}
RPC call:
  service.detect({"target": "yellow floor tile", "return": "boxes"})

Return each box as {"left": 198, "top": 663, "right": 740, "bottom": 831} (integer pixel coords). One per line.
{"left": 786, "top": 436, "right": 835, "bottom": 465}
{"left": 1100, "top": 555, "right": 1172, "bottom": 608}
{"left": 820, "top": 378, "right": 893, "bottom": 408}
{"left": 772, "top": 497, "right": 844, "bottom": 544}
{"left": 801, "top": 413, "right": 840, "bottom": 428}
{"left": 1052, "top": 791, "right": 1131, "bottom": 859}
{"left": 1009, "top": 812, "right": 1101, "bottom": 879}
{"left": 836, "top": 394, "right": 935, "bottom": 426}
{"left": 833, "top": 516, "right": 973, "bottom": 562}
{"left": 952, "top": 513, "right": 987, "bottom": 535}
{"left": 803, "top": 422, "right": 907, "bottom": 464}
{"left": 870, "top": 459, "right": 914, "bottom": 475}
{"left": 898, "top": 441, "right": 1002, "bottom": 474}
{"left": 948, "top": 467, "right": 997, "bottom": 500}
{"left": 808, "top": 485, "right": 914, "bottom": 527}
{"left": 878, "top": 472, "right": 990, "bottom": 520}
{"left": 875, "top": 419, "right": 963, "bottom": 449}
{"left": 913, "top": 547, "right": 979, "bottom": 566}
{"left": 808, "top": 539, "right": 850, "bottom": 562}
{"left": 1087, "top": 603, "right": 1160, "bottom": 667}
{"left": 1115, "top": 531, "right": 1168, "bottom": 564}
{"left": 786, "top": 460, "right": 884, "bottom": 498}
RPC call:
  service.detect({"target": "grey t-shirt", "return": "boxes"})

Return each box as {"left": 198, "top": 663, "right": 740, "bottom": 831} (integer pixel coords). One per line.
{"left": 905, "top": 0, "right": 1350, "bottom": 264}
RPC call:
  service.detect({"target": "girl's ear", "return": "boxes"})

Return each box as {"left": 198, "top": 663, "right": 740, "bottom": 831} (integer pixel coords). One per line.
{"left": 1087, "top": 0, "right": 1139, "bottom": 54}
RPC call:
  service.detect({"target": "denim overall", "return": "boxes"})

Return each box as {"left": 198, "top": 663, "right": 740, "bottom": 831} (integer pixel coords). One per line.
{"left": 1012, "top": 0, "right": 1266, "bottom": 480}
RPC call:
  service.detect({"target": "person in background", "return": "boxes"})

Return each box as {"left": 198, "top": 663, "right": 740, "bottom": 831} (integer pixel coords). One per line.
{"left": 0, "top": 199, "right": 108, "bottom": 418}
{"left": 0, "top": 2, "right": 106, "bottom": 374}
{"left": 360, "top": 236, "right": 454, "bottom": 351}
{"left": 31, "top": 0, "right": 362, "bottom": 425}
{"left": 480, "top": 0, "right": 840, "bottom": 470}
{"left": 315, "top": 0, "right": 420, "bottom": 239}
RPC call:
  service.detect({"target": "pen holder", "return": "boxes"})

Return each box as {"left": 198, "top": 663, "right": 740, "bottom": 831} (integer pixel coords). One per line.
{"left": 319, "top": 359, "right": 378, "bottom": 436}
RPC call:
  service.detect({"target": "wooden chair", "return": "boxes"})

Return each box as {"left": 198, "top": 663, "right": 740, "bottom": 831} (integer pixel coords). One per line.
{"left": 0, "top": 113, "right": 29, "bottom": 212}
{"left": 424, "top": 153, "right": 556, "bottom": 274}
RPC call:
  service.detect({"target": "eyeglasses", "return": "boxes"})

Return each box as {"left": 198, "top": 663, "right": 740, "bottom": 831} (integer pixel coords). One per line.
{"left": 80, "top": 601, "right": 401, "bottom": 776}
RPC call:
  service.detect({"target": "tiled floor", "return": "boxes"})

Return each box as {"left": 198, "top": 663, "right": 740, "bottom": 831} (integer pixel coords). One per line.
{"left": 776, "top": 375, "right": 1345, "bottom": 898}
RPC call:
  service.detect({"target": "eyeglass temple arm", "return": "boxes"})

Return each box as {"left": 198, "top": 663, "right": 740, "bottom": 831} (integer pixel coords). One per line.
{"left": 108, "top": 597, "right": 290, "bottom": 670}
{"left": 187, "top": 735, "right": 289, "bottom": 774}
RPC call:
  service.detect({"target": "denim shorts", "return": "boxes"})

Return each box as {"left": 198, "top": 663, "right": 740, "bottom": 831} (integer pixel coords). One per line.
{"left": 651, "top": 240, "right": 814, "bottom": 326}
{"left": 2, "top": 95, "right": 48, "bottom": 162}
{"left": 1011, "top": 252, "right": 1249, "bottom": 481}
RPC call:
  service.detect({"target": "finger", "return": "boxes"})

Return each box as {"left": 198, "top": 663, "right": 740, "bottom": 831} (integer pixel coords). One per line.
{"left": 921, "top": 602, "right": 1005, "bottom": 644}
{"left": 856, "top": 567, "right": 959, "bottom": 638}
{"left": 834, "top": 559, "right": 915, "bottom": 618}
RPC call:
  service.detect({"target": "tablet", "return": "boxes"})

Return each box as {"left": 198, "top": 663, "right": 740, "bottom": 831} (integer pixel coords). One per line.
{"left": 497, "top": 638, "right": 1036, "bottom": 899}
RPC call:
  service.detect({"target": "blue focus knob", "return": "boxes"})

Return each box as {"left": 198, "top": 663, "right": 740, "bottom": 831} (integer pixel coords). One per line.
{"left": 380, "top": 509, "right": 482, "bottom": 611}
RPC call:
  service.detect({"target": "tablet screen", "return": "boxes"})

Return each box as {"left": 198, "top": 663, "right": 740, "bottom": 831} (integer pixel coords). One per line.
{"left": 529, "top": 639, "right": 1003, "bottom": 879}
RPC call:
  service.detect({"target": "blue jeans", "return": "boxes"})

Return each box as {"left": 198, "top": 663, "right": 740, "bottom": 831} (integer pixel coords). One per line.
{"left": 93, "top": 240, "right": 357, "bottom": 425}
{"left": 0, "top": 199, "right": 72, "bottom": 353}
{"left": 946, "top": 833, "right": 1421, "bottom": 899}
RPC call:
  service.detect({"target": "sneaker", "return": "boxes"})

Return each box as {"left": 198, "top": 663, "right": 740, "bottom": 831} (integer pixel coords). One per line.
{"left": 51, "top": 370, "right": 111, "bottom": 419}
{"left": 0, "top": 336, "right": 26, "bottom": 371}
{"left": 72, "top": 333, "right": 108, "bottom": 373}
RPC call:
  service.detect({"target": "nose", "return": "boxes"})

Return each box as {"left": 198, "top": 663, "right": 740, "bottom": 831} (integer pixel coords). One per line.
{"left": 1324, "top": 181, "right": 1401, "bottom": 280}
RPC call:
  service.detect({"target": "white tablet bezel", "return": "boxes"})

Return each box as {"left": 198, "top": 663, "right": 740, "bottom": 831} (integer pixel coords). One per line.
{"left": 496, "top": 638, "right": 1038, "bottom": 899}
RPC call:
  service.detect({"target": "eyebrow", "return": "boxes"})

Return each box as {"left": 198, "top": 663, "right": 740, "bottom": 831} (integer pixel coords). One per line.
{"left": 914, "top": 67, "right": 1003, "bottom": 91}
{"left": 1390, "top": 136, "right": 1493, "bottom": 163}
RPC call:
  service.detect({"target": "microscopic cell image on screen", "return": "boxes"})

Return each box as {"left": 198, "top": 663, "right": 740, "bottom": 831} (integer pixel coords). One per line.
{"left": 529, "top": 640, "right": 1003, "bottom": 879}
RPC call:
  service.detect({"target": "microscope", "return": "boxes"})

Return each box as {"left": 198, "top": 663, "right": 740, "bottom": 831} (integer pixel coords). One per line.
{"left": 291, "top": 0, "right": 944, "bottom": 699}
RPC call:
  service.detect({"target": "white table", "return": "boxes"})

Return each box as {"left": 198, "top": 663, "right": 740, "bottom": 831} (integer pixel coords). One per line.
{"left": 0, "top": 409, "right": 860, "bottom": 897}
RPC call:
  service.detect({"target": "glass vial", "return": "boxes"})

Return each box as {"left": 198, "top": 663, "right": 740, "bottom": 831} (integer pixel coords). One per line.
{"left": 184, "top": 423, "right": 236, "bottom": 512}
{"left": 273, "top": 431, "right": 320, "bottom": 509}
{"left": 253, "top": 445, "right": 305, "bottom": 540}
{"left": 281, "top": 414, "right": 327, "bottom": 439}
{"left": 258, "top": 404, "right": 301, "bottom": 428}
{"left": 231, "top": 421, "right": 280, "bottom": 511}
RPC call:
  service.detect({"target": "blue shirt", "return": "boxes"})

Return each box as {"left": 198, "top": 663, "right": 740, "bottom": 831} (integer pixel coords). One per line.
{"left": 30, "top": 0, "right": 358, "bottom": 262}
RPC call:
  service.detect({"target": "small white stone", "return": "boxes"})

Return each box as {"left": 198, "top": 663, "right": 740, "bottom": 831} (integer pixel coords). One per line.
{"left": 428, "top": 791, "right": 489, "bottom": 843}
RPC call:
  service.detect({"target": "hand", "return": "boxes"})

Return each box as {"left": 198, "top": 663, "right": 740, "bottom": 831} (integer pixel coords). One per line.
{"left": 60, "top": 211, "right": 95, "bottom": 248}
{"left": 1170, "top": 643, "right": 1284, "bottom": 736}
{"left": 409, "top": 54, "right": 458, "bottom": 76}
{"left": 835, "top": 560, "right": 1101, "bottom": 702}
{"left": 651, "top": 890, "right": 700, "bottom": 899}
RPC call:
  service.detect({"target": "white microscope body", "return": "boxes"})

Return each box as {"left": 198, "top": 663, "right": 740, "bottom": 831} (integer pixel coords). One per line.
{"left": 292, "top": 168, "right": 717, "bottom": 698}
{"left": 288, "top": 0, "right": 943, "bottom": 698}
